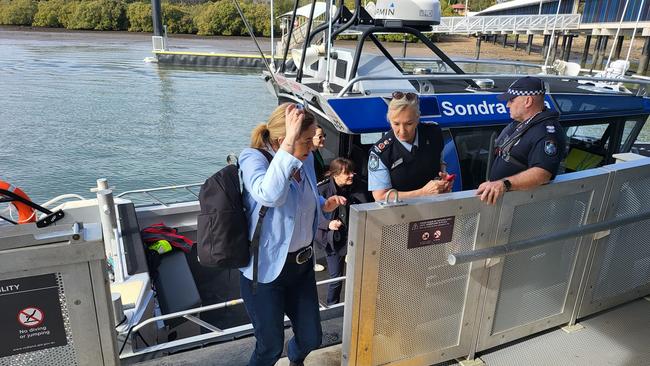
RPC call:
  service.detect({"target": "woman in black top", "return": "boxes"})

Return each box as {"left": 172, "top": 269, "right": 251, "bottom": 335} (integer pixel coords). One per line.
{"left": 315, "top": 158, "right": 369, "bottom": 305}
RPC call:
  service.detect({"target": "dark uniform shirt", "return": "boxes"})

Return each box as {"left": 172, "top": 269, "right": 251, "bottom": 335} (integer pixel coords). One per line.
{"left": 368, "top": 123, "right": 444, "bottom": 192}
{"left": 489, "top": 109, "right": 566, "bottom": 181}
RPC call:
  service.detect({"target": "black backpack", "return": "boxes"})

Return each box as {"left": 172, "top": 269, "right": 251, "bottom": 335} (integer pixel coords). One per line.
{"left": 197, "top": 149, "right": 272, "bottom": 288}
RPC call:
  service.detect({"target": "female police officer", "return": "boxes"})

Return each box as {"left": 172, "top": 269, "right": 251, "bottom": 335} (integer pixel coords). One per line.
{"left": 368, "top": 91, "right": 452, "bottom": 201}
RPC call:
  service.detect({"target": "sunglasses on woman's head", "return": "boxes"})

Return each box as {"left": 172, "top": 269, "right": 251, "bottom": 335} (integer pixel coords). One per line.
{"left": 392, "top": 91, "right": 417, "bottom": 101}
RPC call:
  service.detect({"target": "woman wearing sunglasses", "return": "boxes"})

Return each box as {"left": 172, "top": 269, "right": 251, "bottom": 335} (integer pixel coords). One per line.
{"left": 368, "top": 91, "right": 453, "bottom": 201}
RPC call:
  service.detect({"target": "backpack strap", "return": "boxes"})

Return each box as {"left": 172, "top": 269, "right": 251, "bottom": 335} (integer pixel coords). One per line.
{"left": 251, "top": 148, "right": 274, "bottom": 293}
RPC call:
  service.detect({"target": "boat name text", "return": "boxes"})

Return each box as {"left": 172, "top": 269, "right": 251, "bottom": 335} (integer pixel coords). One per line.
{"left": 440, "top": 100, "right": 551, "bottom": 117}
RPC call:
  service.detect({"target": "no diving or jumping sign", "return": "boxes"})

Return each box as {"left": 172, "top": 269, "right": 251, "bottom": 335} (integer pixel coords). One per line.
{"left": 0, "top": 274, "right": 67, "bottom": 358}
{"left": 18, "top": 307, "right": 45, "bottom": 328}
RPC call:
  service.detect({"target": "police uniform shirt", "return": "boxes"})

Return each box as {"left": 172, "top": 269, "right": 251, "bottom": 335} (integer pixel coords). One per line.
{"left": 489, "top": 109, "right": 566, "bottom": 181}
{"left": 368, "top": 123, "right": 444, "bottom": 192}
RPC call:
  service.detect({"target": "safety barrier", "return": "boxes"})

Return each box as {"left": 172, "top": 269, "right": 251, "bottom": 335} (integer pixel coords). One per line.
{"left": 342, "top": 157, "right": 650, "bottom": 365}
{"left": 0, "top": 218, "right": 118, "bottom": 366}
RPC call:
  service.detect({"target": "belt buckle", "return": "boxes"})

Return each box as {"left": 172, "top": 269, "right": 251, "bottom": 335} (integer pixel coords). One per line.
{"left": 296, "top": 246, "right": 313, "bottom": 265}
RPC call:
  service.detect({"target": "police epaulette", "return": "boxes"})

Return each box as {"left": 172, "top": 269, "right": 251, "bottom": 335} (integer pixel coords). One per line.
{"left": 317, "top": 178, "right": 330, "bottom": 186}
{"left": 372, "top": 137, "right": 393, "bottom": 154}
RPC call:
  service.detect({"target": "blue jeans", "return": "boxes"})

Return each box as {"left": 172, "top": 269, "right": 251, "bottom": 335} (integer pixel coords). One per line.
{"left": 240, "top": 257, "right": 322, "bottom": 366}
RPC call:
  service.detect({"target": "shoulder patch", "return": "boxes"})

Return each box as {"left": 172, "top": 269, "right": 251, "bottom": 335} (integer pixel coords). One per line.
{"left": 546, "top": 125, "right": 556, "bottom": 133}
{"left": 369, "top": 153, "right": 380, "bottom": 171}
{"left": 544, "top": 140, "right": 558, "bottom": 156}
{"left": 373, "top": 138, "right": 392, "bottom": 154}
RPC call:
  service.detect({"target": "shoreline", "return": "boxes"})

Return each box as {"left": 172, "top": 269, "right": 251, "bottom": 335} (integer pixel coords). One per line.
{"left": 1, "top": 25, "right": 644, "bottom": 68}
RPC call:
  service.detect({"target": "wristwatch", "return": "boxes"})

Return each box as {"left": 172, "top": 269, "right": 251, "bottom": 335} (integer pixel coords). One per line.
{"left": 502, "top": 179, "right": 512, "bottom": 192}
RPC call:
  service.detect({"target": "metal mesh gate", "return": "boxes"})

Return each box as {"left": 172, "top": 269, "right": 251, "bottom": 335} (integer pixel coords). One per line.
{"left": 343, "top": 193, "right": 497, "bottom": 366}
{"left": 579, "top": 162, "right": 650, "bottom": 317}
{"left": 372, "top": 214, "right": 478, "bottom": 365}
{"left": 343, "top": 159, "right": 650, "bottom": 366}
{"left": 491, "top": 192, "right": 589, "bottom": 334}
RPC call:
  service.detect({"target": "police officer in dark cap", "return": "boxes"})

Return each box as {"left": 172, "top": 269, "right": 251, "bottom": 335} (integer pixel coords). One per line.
{"left": 368, "top": 91, "right": 452, "bottom": 201}
{"left": 477, "top": 76, "right": 566, "bottom": 204}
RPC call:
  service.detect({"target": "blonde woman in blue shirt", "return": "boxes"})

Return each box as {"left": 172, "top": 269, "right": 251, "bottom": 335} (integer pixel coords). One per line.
{"left": 239, "top": 103, "right": 346, "bottom": 366}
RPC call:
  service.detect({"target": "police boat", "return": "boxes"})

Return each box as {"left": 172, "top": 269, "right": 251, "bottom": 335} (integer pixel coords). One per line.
{"left": 265, "top": 0, "right": 650, "bottom": 191}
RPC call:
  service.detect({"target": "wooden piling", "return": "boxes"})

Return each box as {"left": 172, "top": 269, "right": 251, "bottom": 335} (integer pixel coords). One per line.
{"left": 542, "top": 35, "right": 550, "bottom": 58}
{"left": 638, "top": 36, "right": 650, "bottom": 75}
{"left": 580, "top": 34, "right": 592, "bottom": 67}
{"left": 614, "top": 35, "right": 624, "bottom": 60}
{"left": 591, "top": 35, "right": 603, "bottom": 71}
{"left": 514, "top": 34, "right": 520, "bottom": 51}
{"left": 564, "top": 35, "right": 574, "bottom": 62}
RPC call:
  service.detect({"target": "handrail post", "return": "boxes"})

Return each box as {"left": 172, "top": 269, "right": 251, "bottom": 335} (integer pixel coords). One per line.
{"left": 95, "top": 178, "right": 122, "bottom": 282}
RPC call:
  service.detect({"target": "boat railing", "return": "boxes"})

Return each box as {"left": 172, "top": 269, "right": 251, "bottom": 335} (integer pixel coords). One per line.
{"left": 395, "top": 58, "right": 544, "bottom": 74}
{"left": 338, "top": 73, "right": 650, "bottom": 97}
{"left": 120, "top": 275, "right": 346, "bottom": 361}
{"left": 40, "top": 193, "right": 87, "bottom": 208}
{"left": 117, "top": 183, "right": 202, "bottom": 207}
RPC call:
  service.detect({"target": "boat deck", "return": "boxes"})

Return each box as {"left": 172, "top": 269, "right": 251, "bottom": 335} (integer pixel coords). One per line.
{"left": 131, "top": 297, "right": 650, "bottom": 366}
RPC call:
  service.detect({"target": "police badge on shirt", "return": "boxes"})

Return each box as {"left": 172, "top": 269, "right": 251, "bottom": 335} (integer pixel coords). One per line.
{"left": 544, "top": 139, "right": 558, "bottom": 156}
{"left": 369, "top": 152, "right": 380, "bottom": 171}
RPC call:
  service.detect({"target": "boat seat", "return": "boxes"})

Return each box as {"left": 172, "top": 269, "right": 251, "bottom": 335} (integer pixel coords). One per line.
{"left": 116, "top": 202, "right": 149, "bottom": 275}
{"left": 154, "top": 250, "right": 202, "bottom": 327}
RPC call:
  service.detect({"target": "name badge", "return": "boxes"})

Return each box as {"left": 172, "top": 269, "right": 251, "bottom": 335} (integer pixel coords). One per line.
{"left": 391, "top": 158, "right": 404, "bottom": 170}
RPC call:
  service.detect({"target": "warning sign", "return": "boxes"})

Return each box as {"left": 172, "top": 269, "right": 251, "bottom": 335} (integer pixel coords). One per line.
{"left": 0, "top": 273, "right": 67, "bottom": 357}
{"left": 407, "top": 216, "right": 455, "bottom": 249}
{"left": 18, "top": 307, "right": 45, "bottom": 328}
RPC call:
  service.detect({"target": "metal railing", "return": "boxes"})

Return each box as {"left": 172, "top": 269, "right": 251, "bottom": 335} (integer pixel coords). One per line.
{"left": 337, "top": 73, "right": 650, "bottom": 97}
{"left": 431, "top": 14, "right": 582, "bottom": 34}
{"left": 448, "top": 210, "right": 650, "bottom": 266}
{"left": 120, "top": 275, "right": 346, "bottom": 361}
{"left": 117, "top": 183, "right": 202, "bottom": 207}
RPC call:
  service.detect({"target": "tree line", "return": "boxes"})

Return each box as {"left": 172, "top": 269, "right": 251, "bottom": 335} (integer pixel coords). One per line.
{"left": 0, "top": 0, "right": 285, "bottom": 36}
{"left": 0, "top": 0, "right": 494, "bottom": 37}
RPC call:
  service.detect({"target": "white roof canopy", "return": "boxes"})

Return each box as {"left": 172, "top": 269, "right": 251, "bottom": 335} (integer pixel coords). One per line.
{"left": 279, "top": 2, "right": 337, "bottom": 19}
{"left": 477, "top": 0, "right": 558, "bottom": 15}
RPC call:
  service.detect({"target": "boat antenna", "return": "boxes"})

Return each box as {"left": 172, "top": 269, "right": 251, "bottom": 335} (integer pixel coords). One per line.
{"left": 624, "top": 0, "right": 646, "bottom": 68}
{"left": 231, "top": 0, "right": 279, "bottom": 97}
{"left": 270, "top": 0, "right": 275, "bottom": 65}
{"left": 604, "top": 0, "right": 630, "bottom": 70}
{"left": 323, "top": 0, "right": 334, "bottom": 93}
{"left": 543, "top": 0, "right": 563, "bottom": 71}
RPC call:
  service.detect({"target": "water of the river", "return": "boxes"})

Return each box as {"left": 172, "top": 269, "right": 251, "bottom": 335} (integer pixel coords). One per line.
{"left": 1, "top": 29, "right": 277, "bottom": 204}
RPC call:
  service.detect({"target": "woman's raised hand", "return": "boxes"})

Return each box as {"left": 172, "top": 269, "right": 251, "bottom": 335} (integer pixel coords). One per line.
{"left": 281, "top": 104, "right": 305, "bottom": 154}
{"left": 323, "top": 195, "right": 347, "bottom": 213}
